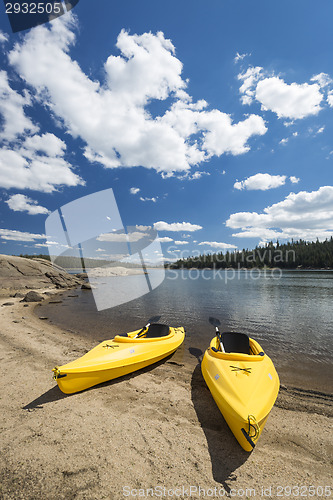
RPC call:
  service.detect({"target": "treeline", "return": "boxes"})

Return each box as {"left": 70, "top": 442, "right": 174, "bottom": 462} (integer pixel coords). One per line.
{"left": 19, "top": 254, "right": 51, "bottom": 261}
{"left": 167, "top": 238, "right": 333, "bottom": 270}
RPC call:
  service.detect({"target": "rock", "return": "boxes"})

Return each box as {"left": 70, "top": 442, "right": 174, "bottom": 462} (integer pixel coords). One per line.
{"left": 81, "top": 282, "right": 91, "bottom": 290}
{"left": 2, "top": 302, "right": 14, "bottom": 306}
{"left": 76, "top": 273, "right": 88, "bottom": 279}
{"left": 0, "top": 254, "right": 85, "bottom": 291}
{"left": 21, "top": 291, "right": 45, "bottom": 302}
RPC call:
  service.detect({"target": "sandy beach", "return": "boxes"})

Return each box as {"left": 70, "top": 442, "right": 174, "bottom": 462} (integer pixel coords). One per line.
{"left": 0, "top": 281, "right": 332, "bottom": 500}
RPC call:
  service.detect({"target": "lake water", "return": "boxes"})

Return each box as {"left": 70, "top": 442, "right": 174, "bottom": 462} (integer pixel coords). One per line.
{"left": 39, "top": 269, "right": 333, "bottom": 393}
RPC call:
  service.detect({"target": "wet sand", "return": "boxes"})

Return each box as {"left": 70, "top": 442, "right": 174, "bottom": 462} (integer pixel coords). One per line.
{"left": 0, "top": 291, "right": 332, "bottom": 499}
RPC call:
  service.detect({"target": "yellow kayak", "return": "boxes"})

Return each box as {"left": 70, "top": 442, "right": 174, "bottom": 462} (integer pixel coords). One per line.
{"left": 201, "top": 326, "right": 279, "bottom": 452}
{"left": 53, "top": 323, "right": 185, "bottom": 394}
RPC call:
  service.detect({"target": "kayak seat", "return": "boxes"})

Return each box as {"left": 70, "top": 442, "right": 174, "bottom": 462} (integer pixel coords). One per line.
{"left": 145, "top": 323, "right": 170, "bottom": 338}
{"left": 221, "top": 332, "right": 250, "bottom": 355}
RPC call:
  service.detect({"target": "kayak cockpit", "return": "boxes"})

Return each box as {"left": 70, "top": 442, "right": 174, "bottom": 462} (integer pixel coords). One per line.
{"left": 209, "top": 334, "right": 265, "bottom": 362}
{"left": 114, "top": 323, "right": 175, "bottom": 343}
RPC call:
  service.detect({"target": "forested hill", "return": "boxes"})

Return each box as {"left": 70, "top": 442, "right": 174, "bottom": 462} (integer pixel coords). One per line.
{"left": 168, "top": 238, "right": 333, "bottom": 270}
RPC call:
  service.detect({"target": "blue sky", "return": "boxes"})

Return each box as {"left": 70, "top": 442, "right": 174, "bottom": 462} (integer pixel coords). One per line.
{"left": 0, "top": 0, "right": 332, "bottom": 261}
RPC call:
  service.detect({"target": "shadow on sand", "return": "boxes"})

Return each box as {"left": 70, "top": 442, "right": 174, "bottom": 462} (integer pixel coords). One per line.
{"left": 23, "top": 352, "right": 177, "bottom": 410}
{"left": 190, "top": 356, "right": 250, "bottom": 491}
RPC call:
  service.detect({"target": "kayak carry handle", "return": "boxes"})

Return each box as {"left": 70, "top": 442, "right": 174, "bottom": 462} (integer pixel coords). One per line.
{"left": 241, "top": 414, "right": 260, "bottom": 449}
{"left": 52, "top": 368, "right": 67, "bottom": 380}
{"left": 241, "top": 428, "right": 256, "bottom": 449}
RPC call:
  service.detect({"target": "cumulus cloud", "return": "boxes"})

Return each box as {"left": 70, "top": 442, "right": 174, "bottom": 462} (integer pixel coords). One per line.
{"left": 7, "top": 15, "right": 267, "bottom": 176}
{"left": 174, "top": 240, "right": 189, "bottom": 245}
{"left": 256, "top": 77, "right": 322, "bottom": 119}
{"left": 130, "top": 187, "right": 140, "bottom": 195}
{"left": 198, "top": 241, "right": 237, "bottom": 249}
{"left": 154, "top": 221, "right": 202, "bottom": 232}
{"left": 0, "top": 132, "right": 84, "bottom": 192}
{"left": 226, "top": 186, "right": 333, "bottom": 241}
{"left": 238, "top": 66, "right": 325, "bottom": 120}
{"left": 234, "top": 173, "right": 287, "bottom": 191}
{"left": 290, "top": 176, "right": 300, "bottom": 184}
{"left": 0, "top": 63, "right": 84, "bottom": 192}
{"left": 97, "top": 231, "right": 148, "bottom": 242}
{"left": 156, "top": 236, "right": 173, "bottom": 243}
{"left": 0, "top": 228, "right": 46, "bottom": 242}
{"left": 237, "top": 66, "right": 263, "bottom": 105}
{"left": 0, "top": 70, "right": 38, "bottom": 141}
{"left": 6, "top": 194, "right": 50, "bottom": 215}
{"left": 311, "top": 73, "right": 332, "bottom": 88}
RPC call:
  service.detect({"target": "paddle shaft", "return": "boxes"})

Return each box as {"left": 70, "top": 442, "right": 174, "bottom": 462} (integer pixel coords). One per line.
{"left": 135, "top": 322, "right": 150, "bottom": 338}
{"left": 216, "top": 327, "right": 225, "bottom": 353}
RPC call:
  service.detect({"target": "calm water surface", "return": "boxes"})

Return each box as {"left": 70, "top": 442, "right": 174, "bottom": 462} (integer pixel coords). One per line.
{"left": 40, "top": 269, "right": 333, "bottom": 392}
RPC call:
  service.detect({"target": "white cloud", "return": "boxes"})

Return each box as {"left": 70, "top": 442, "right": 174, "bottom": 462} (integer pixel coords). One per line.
{"left": 174, "top": 240, "right": 189, "bottom": 245}
{"left": 234, "top": 52, "right": 250, "bottom": 64}
{"left": 8, "top": 15, "right": 267, "bottom": 176}
{"left": 156, "top": 236, "right": 173, "bottom": 243}
{"left": 289, "top": 176, "right": 300, "bottom": 184}
{"left": 130, "top": 187, "right": 140, "bottom": 195}
{"left": 226, "top": 186, "right": 333, "bottom": 241}
{"left": 279, "top": 138, "right": 288, "bottom": 145}
{"left": 0, "top": 67, "right": 84, "bottom": 192}
{"left": 238, "top": 66, "right": 325, "bottom": 120}
{"left": 237, "top": 66, "right": 263, "bottom": 105}
{"left": 6, "top": 194, "right": 50, "bottom": 215}
{"left": 179, "top": 170, "right": 210, "bottom": 181}
{"left": 0, "top": 31, "right": 8, "bottom": 44}
{"left": 0, "top": 133, "right": 84, "bottom": 192}
{"left": 0, "top": 228, "right": 46, "bottom": 242}
{"left": 328, "top": 91, "right": 333, "bottom": 107}
{"left": 97, "top": 231, "right": 148, "bottom": 242}
{"left": 154, "top": 221, "right": 202, "bottom": 232}
{"left": 140, "top": 196, "right": 157, "bottom": 202}
{"left": 196, "top": 110, "right": 267, "bottom": 157}
{"left": 0, "top": 70, "right": 38, "bottom": 141}
{"left": 135, "top": 225, "right": 151, "bottom": 232}
{"left": 255, "top": 77, "right": 323, "bottom": 120}
{"left": 311, "top": 73, "right": 332, "bottom": 88}
{"left": 198, "top": 241, "right": 237, "bottom": 249}
{"left": 234, "top": 173, "right": 287, "bottom": 191}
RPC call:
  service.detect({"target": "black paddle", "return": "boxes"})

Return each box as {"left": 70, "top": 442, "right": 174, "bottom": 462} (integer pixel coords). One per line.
{"left": 209, "top": 316, "right": 225, "bottom": 352}
{"left": 135, "top": 315, "right": 162, "bottom": 338}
